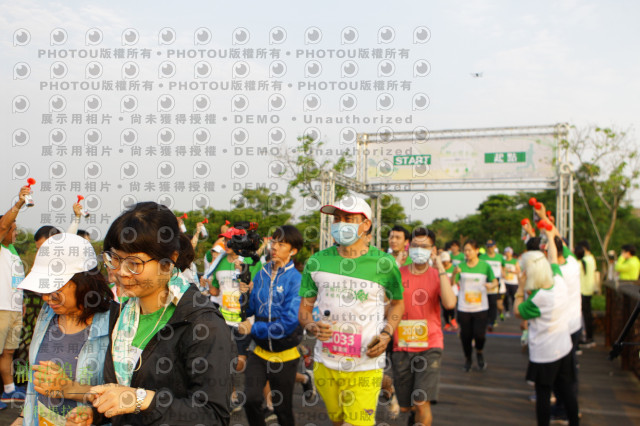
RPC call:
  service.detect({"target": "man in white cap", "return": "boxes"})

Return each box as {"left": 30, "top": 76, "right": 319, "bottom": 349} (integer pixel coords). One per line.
{"left": 298, "top": 195, "right": 404, "bottom": 426}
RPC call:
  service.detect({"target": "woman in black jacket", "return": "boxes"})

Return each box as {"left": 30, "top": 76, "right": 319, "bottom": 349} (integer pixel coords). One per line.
{"left": 66, "top": 202, "right": 231, "bottom": 426}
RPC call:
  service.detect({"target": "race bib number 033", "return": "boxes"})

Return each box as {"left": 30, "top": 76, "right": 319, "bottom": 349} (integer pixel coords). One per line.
{"left": 322, "top": 322, "right": 363, "bottom": 358}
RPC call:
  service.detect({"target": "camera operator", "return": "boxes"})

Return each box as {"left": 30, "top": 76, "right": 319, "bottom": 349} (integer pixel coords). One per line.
{"left": 208, "top": 223, "right": 263, "bottom": 410}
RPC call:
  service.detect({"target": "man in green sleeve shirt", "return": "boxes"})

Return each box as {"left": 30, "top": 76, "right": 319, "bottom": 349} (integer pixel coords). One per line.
{"left": 615, "top": 244, "right": 640, "bottom": 281}
{"left": 298, "top": 196, "right": 405, "bottom": 426}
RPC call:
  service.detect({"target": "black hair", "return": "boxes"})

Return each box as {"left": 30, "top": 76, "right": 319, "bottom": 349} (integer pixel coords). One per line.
{"left": 554, "top": 236, "right": 564, "bottom": 257}
{"left": 409, "top": 227, "right": 437, "bottom": 246}
{"left": 34, "top": 225, "right": 62, "bottom": 242}
{"left": 577, "top": 240, "right": 591, "bottom": 252}
{"left": 622, "top": 244, "right": 637, "bottom": 256}
{"left": 77, "top": 229, "right": 90, "bottom": 240}
{"left": 574, "top": 245, "right": 586, "bottom": 272}
{"left": 463, "top": 239, "right": 479, "bottom": 250}
{"left": 389, "top": 225, "right": 410, "bottom": 241}
{"left": 444, "top": 241, "right": 453, "bottom": 251}
{"left": 272, "top": 225, "right": 303, "bottom": 253}
{"left": 70, "top": 267, "right": 114, "bottom": 325}
{"left": 526, "top": 237, "right": 541, "bottom": 252}
{"left": 103, "top": 202, "right": 195, "bottom": 272}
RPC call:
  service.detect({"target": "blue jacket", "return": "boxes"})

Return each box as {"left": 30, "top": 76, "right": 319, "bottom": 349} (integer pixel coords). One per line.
{"left": 245, "top": 261, "right": 302, "bottom": 352}
{"left": 23, "top": 303, "right": 112, "bottom": 426}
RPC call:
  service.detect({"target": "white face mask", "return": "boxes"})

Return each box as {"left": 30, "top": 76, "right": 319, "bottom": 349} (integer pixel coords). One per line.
{"left": 409, "top": 247, "right": 431, "bottom": 264}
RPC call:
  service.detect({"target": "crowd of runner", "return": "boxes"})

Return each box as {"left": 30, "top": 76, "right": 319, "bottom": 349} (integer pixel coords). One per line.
{"left": 0, "top": 184, "right": 634, "bottom": 426}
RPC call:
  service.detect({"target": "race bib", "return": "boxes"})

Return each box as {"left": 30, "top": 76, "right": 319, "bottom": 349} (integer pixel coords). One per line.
{"left": 322, "top": 322, "right": 362, "bottom": 358}
{"left": 397, "top": 319, "right": 428, "bottom": 348}
{"left": 38, "top": 400, "right": 68, "bottom": 426}
{"left": 464, "top": 290, "right": 482, "bottom": 306}
{"left": 222, "top": 290, "right": 241, "bottom": 313}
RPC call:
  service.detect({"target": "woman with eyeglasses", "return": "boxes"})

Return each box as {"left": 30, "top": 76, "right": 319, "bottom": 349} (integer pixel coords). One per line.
{"left": 13, "top": 233, "right": 114, "bottom": 426}
{"left": 66, "top": 202, "right": 231, "bottom": 426}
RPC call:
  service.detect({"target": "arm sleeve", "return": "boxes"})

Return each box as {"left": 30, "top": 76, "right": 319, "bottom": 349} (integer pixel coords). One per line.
{"left": 140, "top": 315, "right": 232, "bottom": 426}
{"left": 386, "top": 263, "right": 404, "bottom": 300}
{"left": 562, "top": 245, "right": 576, "bottom": 260}
{"left": 210, "top": 270, "right": 220, "bottom": 289}
{"left": 518, "top": 295, "right": 541, "bottom": 320}
{"left": 252, "top": 274, "right": 301, "bottom": 340}
{"left": 485, "top": 262, "right": 496, "bottom": 282}
{"left": 66, "top": 216, "right": 80, "bottom": 234}
{"left": 299, "top": 266, "right": 318, "bottom": 298}
{"left": 615, "top": 256, "right": 629, "bottom": 273}
{"left": 551, "top": 263, "right": 563, "bottom": 277}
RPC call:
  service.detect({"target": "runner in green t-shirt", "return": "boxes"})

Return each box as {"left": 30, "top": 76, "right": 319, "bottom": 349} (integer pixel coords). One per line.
{"left": 479, "top": 239, "right": 506, "bottom": 329}
{"left": 454, "top": 240, "right": 498, "bottom": 371}
{"left": 449, "top": 240, "right": 465, "bottom": 267}
{"left": 298, "top": 196, "right": 404, "bottom": 426}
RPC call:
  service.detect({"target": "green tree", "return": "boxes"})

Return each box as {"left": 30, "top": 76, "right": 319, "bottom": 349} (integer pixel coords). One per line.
{"left": 561, "top": 126, "right": 640, "bottom": 260}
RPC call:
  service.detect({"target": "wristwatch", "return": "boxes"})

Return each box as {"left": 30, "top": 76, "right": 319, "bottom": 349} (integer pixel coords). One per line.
{"left": 134, "top": 388, "right": 147, "bottom": 414}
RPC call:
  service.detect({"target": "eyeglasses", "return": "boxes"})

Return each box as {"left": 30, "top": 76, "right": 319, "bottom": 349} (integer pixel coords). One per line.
{"left": 102, "top": 251, "right": 169, "bottom": 275}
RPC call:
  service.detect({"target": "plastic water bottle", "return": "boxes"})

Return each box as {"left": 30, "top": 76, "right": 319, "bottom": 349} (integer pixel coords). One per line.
{"left": 200, "top": 218, "right": 209, "bottom": 239}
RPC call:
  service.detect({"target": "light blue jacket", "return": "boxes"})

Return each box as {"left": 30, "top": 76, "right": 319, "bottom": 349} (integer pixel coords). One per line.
{"left": 23, "top": 303, "right": 111, "bottom": 426}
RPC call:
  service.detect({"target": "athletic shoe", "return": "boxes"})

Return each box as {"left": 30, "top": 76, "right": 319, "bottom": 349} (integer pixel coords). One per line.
{"left": 444, "top": 323, "right": 453, "bottom": 332}
{"left": 477, "top": 352, "right": 487, "bottom": 370}
{"left": 450, "top": 319, "right": 459, "bottom": 330}
{"left": 580, "top": 339, "right": 596, "bottom": 348}
{"left": 302, "top": 369, "right": 316, "bottom": 403}
{"left": 263, "top": 406, "right": 277, "bottom": 422}
{"left": 464, "top": 357, "right": 472, "bottom": 372}
{"left": 550, "top": 415, "right": 569, "bottom": 425}
{"left": 388, "top": 393, "right": 400, "bottom": 420}
{"left": 0, "top": 400, "right": 7, "bottom": 411}
{"left": 505, "top": 312, "right": 512, "bottom": 319}
{"left": 500, "top": 313, "right": 505, "bottom": 321}
{"left": 1, "top": 386, "right": 26, "bottom": 402}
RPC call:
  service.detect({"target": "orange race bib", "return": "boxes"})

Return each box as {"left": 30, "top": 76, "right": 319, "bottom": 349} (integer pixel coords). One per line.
{"left": 464, "top": 290, "right": 482, "bottom": 306}
{"left": 222, "top": 291, "right": 241, "bottom": 313}
{"left": 397, "top": 319, "right": 428, "bottom": 348}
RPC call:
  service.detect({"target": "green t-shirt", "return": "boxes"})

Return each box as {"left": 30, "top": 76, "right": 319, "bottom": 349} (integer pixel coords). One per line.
{"left": 454, "top": 260, "right": 495, "bottom": 312}
{"left": 451, "top": 252, "right": 465, "bottom": 267}
{"left": 211, "top": 256, "right": 262, "bottom": 324}
{"left": 300, "top": 245, "right": 402, "bottom": 371}
{"left": 132, "top": 304, "right": 176, "bottom": 350}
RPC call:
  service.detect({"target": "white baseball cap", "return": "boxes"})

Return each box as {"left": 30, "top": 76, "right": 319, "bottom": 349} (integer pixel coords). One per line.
{"left": 440, "top": 251, "right": 451, "bottom": 262}
{"left": 320, "top": 196, "right": 372, "bottom": 220}
{"left": 19, "top": 233, "right": 98, "bottom": 294}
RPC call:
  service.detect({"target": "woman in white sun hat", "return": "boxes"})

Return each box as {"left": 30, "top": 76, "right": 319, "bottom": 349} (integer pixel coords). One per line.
{"left": 15, "top": 233, "right": 114, "bottom": 426}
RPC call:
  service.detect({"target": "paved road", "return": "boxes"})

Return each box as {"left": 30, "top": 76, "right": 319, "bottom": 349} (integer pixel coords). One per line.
{"left": 2, "top": 315, "right": 639, "bottom": 425}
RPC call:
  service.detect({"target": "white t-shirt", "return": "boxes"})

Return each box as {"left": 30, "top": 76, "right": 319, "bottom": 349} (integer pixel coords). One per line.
{"left": 0, "top": 244, "right": 25, "bottom": 311}
{"left": 518, "top": 264, "right": 572, "bottom": 363}
{"left": 455, "top": 261, "right": 496, "bottom": 313}
{"left": 559, "top": 247, "right": 582, "bottom": 334}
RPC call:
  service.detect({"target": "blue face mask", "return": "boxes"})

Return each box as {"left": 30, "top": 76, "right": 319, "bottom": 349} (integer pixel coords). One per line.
{"left": 331, "top": 222, "right": 361, "bottom": 246}
{"left": 409, "top": 247, "right": 432, "bottom": 264}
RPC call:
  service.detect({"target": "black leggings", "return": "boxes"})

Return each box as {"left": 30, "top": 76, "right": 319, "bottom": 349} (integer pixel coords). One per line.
{"left": 442, "top": 301, "right": 456, "bottom": 324}
{"left": 582, "top": 295, "right": 594, "bottom": 340}
{"left": 244, "top": 352, "right": 299, "bottom": 426}
{"left": 457, "top": 310, "right": 488, "bottom": 358}
{"left": 504, "top": 284, "right": 518, "bottom": 314}
{"left": 534, "top": 352, "right": 579, "bottom": 426}
{"left": 487, "top": 294, "right": 499, "bottom": 325}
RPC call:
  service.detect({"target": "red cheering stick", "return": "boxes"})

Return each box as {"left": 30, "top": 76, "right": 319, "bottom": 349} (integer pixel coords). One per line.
{"left": 24, "top": 178, "right": 36, "bottom": 207}
{"left": 529, "top": 197, "right": 541, "bottom": 222}
{"left": 536, "top": 220, "right": 553, "bottom": 231}
{"left": 178, "top": 214, "right": 188, "bottom": 233}
{"left": 225, "top": 220, "right": 230, "bottom": 225}
{"left": 200, "top": 219, "right": 209, "bottom": 239}
{"left": 520, "top": 218, "right": 531, "bottom": 241}
{"left": 76, "top": 195, "right": 90, "bottom": 217}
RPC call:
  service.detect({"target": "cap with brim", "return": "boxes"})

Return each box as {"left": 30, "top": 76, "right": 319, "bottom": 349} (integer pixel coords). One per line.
{"left": 320, "top": 196, "right": 372, "bottom": 220}
{"left": 486, "top": 239, "right": 496, "bottom": 247}
{"left": 18, "top": 233, "right": 98, "bottom": 294}
{"left": 440, "top": 251, "right": 451, "bottom": 262}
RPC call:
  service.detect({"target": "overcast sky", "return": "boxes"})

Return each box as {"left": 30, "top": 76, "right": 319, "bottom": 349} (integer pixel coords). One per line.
{"left": 2, "top": 0, "right": 639, "bottom": 239}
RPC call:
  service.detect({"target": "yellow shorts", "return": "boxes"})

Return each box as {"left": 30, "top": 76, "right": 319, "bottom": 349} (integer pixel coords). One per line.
{"left": 313, "top": 362, "right": 383, "bottom": 426}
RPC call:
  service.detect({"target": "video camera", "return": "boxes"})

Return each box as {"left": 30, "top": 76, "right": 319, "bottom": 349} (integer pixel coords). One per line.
{"left": 226, "top": 221, "right": 261, "bottom": 285}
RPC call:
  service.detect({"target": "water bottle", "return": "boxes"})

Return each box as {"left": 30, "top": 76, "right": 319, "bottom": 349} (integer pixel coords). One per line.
{"left": 536, "top": 220, "right": 552, "bottom": 246}
{"left": 520, "top": 218, "right": 530, "bottom": 241}
{"left": 529, "top": 197, "right": 541, "bottom": 223}
{"left": 24, "top": 178, "right": 36, "bottom": 207}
